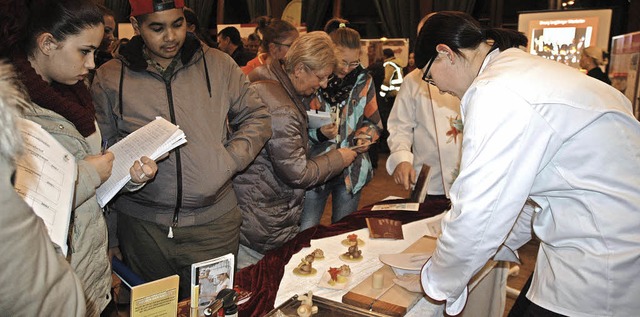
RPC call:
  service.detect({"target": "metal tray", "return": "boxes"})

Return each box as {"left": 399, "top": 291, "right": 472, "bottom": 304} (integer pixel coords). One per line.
{"left": 265, "top": 294, "right": 390, "bottom": 317}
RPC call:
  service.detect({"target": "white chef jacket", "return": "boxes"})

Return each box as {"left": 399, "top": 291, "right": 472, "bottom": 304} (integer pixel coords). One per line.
{"left": 386, "top": 68, "right": 462, "bottom": 196}
{"left": 420, "top": 48, "right": 640, "bottom": 317}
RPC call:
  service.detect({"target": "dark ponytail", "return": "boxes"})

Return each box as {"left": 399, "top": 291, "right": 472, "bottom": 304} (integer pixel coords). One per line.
{"left": 415, "top": 11, "right": 528, "bottom": 68}
{"left": 483, "top": 28, "right": 528, "bottom": 51}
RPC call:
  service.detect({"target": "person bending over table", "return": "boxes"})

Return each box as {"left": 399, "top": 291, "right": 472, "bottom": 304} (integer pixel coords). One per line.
{"left": 234, "top": 31, "right": 357, "bottom": 268}
{"left": 402, "top": 11, "right": 640, "bottom": 317}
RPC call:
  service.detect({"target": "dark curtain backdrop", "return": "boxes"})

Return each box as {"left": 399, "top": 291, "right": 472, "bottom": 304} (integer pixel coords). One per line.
{"left": 185, "top": 0, "right": 216, "bottom": 32}
{"left": 371, "top": 0, "right": 477, "bottom": 52}
{"left": 104, "top": 0, "right": 131, "bottom": 23}
{"left": 373, "top": 0, "right": 419, "bottom": 38}
{"left": 433, "top": 0, "right": 477, "bottom": 14}
{"left": 301, "top": 0, "right": 331, "bottom": 31}
{"left": 372, "top": 0, "right": 421, "bottom": 52}
{"left": 246, "top": 0, "right": 270, "bottom": 22}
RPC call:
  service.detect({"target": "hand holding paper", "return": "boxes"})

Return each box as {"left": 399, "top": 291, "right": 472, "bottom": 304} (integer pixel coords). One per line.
{"left": 129, "top": 156, "right": 157, "bottom": 184}
{"left": 96, "top": 117, "right": 187, "bottom": 207}
{"left": 320, "top": 122, "right": 339, "bottom": 139}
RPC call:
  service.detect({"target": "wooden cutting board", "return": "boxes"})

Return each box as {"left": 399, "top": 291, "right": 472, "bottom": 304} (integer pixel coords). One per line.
{"left": 342, "top": 236, "right": 438, "bottom": 316}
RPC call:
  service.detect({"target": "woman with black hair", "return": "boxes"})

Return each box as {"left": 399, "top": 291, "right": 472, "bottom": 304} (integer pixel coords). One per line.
{"left": 404, "top": 11, "right": 640, "bottom": 317}
{"left": 0, "top": 1, "right": 158, "bottom": 315}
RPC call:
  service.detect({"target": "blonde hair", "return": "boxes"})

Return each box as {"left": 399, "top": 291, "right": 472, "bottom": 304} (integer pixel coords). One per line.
{"left": 0, "top": 61, "right": 30, "bottom": 160}
{"left": 283, "top": 31, "right": 336, "bottom": 74}
{"left": 583, "top": 46, "right": 608, "bottom": 66}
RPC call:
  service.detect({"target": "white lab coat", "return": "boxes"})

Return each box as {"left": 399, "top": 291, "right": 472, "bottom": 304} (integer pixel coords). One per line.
{"left": 421, "top": 48, "right": 640, "bottom": 317}
{"left": 386, "top": 69, "right": 462, "bottom": 196}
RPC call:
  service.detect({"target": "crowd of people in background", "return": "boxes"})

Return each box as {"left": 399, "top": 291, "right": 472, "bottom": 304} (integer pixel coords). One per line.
{"left": 0, "top": 1, "right": 638, "bottom": 317}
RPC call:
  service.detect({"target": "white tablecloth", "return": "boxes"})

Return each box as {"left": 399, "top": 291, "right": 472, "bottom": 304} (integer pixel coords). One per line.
{"left": 275, "top": 216, "right": 507, "bottom": 316}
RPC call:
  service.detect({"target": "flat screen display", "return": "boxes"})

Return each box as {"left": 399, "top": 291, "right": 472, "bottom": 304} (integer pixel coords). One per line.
{"left": 518, "top": 9, "right": 612, "bottom": 69}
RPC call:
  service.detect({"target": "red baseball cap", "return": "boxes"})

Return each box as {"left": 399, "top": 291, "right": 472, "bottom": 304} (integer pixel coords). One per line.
{"left": 129, "top": 0, "right": 185, "bottom": 17}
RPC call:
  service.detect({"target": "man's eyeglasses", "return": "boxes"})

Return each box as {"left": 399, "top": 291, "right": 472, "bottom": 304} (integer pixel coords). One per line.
{"left": 422, "top": 57, "right": 436, "bottom": 86}
{"left": 272, "top": 41, "right": 292, "bottom": 48}
{"left": 339, "top": 60, "right": 360, "bottom": 69}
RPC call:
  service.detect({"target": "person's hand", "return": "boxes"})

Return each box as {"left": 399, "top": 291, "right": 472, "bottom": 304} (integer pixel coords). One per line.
{"left": 108, "top": 246, "right": 122, "bottom": 262}
{"left": 129, "top": 156, "right": 158, "bottom": 184}
{"left": 353, "top": 134, "right": 373, "bottom": 154}
{"left": 393, "top": 274, "right": 423, "bottom": 293}
{"left": 84, "top": 152, "right": 115, "bottom": 184}
{"left": 392, "top": 161, "right": 416, "bottom": 190}
{"left": 320, "top": 123, "right": 338, "bottom": 139}
{"left": 336, "top": 148, "right": 357, "bottom": 168}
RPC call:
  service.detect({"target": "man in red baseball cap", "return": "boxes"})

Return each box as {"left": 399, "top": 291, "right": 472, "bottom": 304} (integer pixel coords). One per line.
{"left": 129, "top": 0, "right": 184, "bottom": 17}
{"left": 91, "top": 0, "right": 271, "bottom": 301}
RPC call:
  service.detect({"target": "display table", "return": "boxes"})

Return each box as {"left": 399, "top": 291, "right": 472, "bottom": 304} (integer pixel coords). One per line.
{"left": 235, "top": 198, "right": 507, "bottom": 317}
{"left": 275, "top": 218, "right": 507, "bottom": 317}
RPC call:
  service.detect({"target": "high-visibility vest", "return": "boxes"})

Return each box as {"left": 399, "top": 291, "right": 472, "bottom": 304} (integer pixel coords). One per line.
{"left": 380, "top": 60, "right": 404, "bottom": 97}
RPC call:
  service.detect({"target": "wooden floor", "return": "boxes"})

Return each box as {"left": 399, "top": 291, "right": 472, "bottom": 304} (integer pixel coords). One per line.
{"left": 319, "top": 153, "right": 538, "bottom": 316}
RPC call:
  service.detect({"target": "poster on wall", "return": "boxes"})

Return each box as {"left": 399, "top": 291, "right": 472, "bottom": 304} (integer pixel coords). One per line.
{"left": 609, "top": 31, "right": 640, "bottom": 118}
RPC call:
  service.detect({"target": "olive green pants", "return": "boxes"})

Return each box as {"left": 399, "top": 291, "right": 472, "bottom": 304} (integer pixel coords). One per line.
{"left": 117, "top": 207, "right": 241, "bottom": 300}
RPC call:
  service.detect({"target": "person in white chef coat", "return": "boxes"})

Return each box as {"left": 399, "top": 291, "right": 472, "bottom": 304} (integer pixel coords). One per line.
{"left": 406, "top": 11, "right": 640, "bottom": 317}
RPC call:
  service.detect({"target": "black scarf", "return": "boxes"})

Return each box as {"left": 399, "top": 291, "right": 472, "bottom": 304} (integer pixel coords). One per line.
{"left": 321, "top": 65, "right": 366, "bottom": 105}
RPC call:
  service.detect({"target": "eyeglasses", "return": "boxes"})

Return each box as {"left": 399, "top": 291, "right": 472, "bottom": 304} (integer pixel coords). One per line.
{"left": 304, "top": 64, "right": 330, "bottom": 84}
{"left": 272, "top": 41, "right": 292, "bottom": 48}
{"left": 339, "top": 60, "right": 360, "bottom": 69}
{"left": 422, "top": 57, "right": 436, "bottom": 85}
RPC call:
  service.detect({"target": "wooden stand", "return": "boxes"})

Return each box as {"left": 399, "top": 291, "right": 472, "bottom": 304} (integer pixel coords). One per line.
{"left": 342, "top": 236, "right": 438, "bottom": 316}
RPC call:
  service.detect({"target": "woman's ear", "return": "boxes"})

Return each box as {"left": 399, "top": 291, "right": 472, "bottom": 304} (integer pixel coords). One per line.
{"left": 268, "top": 42, "right": 277, "bottom": 55}
{"left": 293, "top": 62, "right": 305, "bottom": 78}
{"left": 435, "top": 44, "right": 455, "bottom": 64}
{"left": 37, "top": 33, "right": 58, "bottom": 56}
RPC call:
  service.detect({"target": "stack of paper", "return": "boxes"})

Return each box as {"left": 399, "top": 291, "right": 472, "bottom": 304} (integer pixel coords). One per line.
{"left": 96, "top": 117, "right": 187, "bottom": 207}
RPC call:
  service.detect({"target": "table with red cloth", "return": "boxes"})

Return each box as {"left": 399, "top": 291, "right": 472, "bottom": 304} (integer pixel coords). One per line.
{"left": 235, "top": 198, "right": 451, "bottom": 316}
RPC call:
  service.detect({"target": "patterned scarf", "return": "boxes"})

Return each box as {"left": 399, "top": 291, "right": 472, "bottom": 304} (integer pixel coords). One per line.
{"left": 12, "top": 54, "right": 96, "bottom": 137}
{"left": 321, "top": 65, "right": 366, "bottom": 105}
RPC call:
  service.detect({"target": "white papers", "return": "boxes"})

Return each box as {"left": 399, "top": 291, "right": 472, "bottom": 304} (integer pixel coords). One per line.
{"left": 14, "top": 118, "right": 77, "bottom": 256}
{"left": 307, "top": 110, "right": 333, "bottom": 129}
{"left": 371, "top": 202, "right": 420, "bottom": 212}
{"left": 96, "top": 117, "right": 187, "bottom": 207}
